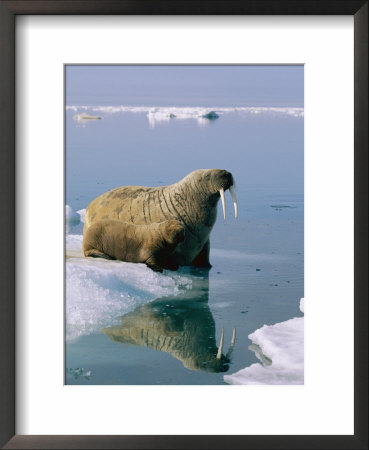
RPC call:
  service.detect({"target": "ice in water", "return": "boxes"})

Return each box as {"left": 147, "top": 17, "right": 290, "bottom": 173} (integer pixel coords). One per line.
{"left": 65, "top": 233, "right": 192, "bottom": 342}
{"left": 224, "top": 299, "right": 304, "bottom": 385}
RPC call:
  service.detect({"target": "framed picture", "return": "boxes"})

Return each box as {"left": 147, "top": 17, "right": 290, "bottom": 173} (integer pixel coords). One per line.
{"left": 64, "top": 63, "right": 305, "bottom": 388}
{"left": 0, "top": 1, "right": 367, "bottom": 449}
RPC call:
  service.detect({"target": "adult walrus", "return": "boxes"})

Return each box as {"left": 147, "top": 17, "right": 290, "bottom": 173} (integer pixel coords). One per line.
{"left": 84, "top": 169, "right": 238, "bottom": 268}
{"left": 83, "top": 219, "right": 185, "bottom": 272}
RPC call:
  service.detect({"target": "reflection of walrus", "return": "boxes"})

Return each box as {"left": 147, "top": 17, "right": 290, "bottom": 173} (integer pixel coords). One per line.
{"left": 84, "top": 169, "right": 238, "bottom": 268}
{"left": 101, "top": 273, "right": 236, "bottom": 373}
{"left": 82, "top": 219, "right": 185, "bottom": 272}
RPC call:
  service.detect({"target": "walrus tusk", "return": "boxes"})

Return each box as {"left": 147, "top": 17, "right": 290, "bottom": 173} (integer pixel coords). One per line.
{"left": 219, "top": 188, "right": 226, "bottom": 220}
{"left": 216, "top": 327, "right": 224, "bottom": 359}
{"left": 229, "top": 186, "right": 238, "bottom": 219}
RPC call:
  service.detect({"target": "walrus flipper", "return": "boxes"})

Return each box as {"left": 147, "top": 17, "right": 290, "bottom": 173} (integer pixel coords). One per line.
{"left": 145, "top": 259, "right": 163, "bottom": 273}
{"left": 84, "top": 248, "right": 114, "bottom": 260}
{"left": 145, "top": 254, "right": 179, "bottom": 273}
{"left": 192, "top": 239, "right": 212, "bottom": 268}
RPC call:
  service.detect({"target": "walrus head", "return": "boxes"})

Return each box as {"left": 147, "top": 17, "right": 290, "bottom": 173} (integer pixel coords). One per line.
{"left": 184, "top": 169, "right": 238, "bottom": 221}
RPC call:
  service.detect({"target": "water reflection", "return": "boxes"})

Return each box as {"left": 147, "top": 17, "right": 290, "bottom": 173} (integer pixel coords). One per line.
{"left": 101, "top": 269, "right": 235, "bottom": 373}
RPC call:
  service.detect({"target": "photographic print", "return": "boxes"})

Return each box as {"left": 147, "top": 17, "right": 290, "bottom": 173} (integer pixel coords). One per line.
{"left": 65, "top": 65, "right": 304, "bottom": 385}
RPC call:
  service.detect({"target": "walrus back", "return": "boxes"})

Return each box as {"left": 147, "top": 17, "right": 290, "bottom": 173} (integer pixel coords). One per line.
{"left": 84, "top": 185, "right": 163, "bottom": 230}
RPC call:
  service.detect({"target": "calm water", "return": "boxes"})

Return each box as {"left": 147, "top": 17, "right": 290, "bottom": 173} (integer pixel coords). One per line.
{"left": 65, "top": 106, "right": 304, "bottom": 385}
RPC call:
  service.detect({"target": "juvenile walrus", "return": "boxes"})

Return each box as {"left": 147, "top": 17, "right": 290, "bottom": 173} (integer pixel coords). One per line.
{"left": 82, "top": 219, "right": 185, "bottom": 272}
{"left": 84, "top": 169, "right": 238, "bottom": 268}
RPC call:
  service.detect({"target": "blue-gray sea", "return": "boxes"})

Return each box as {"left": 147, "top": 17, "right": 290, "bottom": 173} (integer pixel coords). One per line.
{"left": 65, "top": 105, "right": 304, "bottom": 385}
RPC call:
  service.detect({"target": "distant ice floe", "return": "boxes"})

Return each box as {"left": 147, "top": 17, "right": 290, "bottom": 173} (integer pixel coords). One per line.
{"left": 65, "top": 205, "right": 80, "bottom": 223}
{"left": 65, "top": 205, "right": 85, "bottom": 223}
{"left": 66, "top": 367, "right": 92, "bottom": 380}
{"left": 65, "top": 205, "right": 81, "bottom": 233}
{"left": 146, "top": 108, "right": 221, "bottom": 128}
{"left": 72, "top": 113, "right": 103, "bottom": 127}
{"left": 65, "top": 205, "right": 86, "bottom": 233}
{"left": 65, "top": 234, "right": 192, "bottom": 342}
{"left": 73, "top": 113, "right": 103, "bottom": 121}
{"left": 224, "top": 298, "right": 304, "bottom": 385}
{"left": 66, "top": 105, "right": 304, "bottom": 128}
{"left": 76, "top": 208, "right": 86, "bottom": 223}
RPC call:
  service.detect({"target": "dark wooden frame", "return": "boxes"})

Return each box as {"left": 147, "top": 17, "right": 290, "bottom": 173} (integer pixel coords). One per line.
{"left": 0, "top": 1, "right": 367, "bottom": 449}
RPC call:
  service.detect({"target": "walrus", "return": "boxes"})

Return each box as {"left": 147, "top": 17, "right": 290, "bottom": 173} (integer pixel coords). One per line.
{"left": 82, "top": 219, "right": 185, "bottom": 272}
{"left": 84, "top": 169, "right": 238, "bottom": 268}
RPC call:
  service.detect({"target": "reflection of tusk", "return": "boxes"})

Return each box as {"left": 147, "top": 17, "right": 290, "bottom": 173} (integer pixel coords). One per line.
{"left": 216, "top": 327, "right": 224, "bottom": 359}
{"left": 219, "top": 188, "right": 226, "bottom": 220}
{"left": 231, "top": 327, "right": 236, "bottom": 346}
{"left": 226, "top": 328, "right": 236, "bottom": 360}
{"left": 229, "top": 186, "right": 238, "bottom": 219}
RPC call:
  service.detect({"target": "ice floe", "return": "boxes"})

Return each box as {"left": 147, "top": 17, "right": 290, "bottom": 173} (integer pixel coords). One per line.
{"left": 76, "top": 208, "right": 86, "bottom": 223}
{"left": 73, "top": 113, "right": 103, "bottom": 122}
{"left": 67, "top": 105, "right": 304, "bottom": 128}
{"left": 65, "top": 205, "right": 81, "bottom": 233}
{"left": 65, "top": 204, "right": 80, "bottom": 223}
{"left": 65, "top": 234, "right": 192, "bottom": 342}
{"left": 65, "top": 206, "right": 85, "bottom": 224}
{"left": 224, "top": 298, "right": 304, "bottom": 385}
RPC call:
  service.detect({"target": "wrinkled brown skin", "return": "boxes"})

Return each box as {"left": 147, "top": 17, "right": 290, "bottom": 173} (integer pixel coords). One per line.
{"left": 83, "top": 219, "right": 185, "bottom": 272}
{"left": 84, "top": 169, "right": 234, "bottom": 268}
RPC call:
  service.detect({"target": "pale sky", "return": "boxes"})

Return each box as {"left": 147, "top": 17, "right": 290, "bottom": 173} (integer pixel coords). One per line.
{"left": 66, "top": 65, "right": 304, "bottom": 107}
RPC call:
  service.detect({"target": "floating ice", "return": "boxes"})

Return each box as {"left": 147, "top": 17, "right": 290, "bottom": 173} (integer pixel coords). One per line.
{"left": 65, "top": 205, "right": 80, "bottom": 223}
{"left": 67, "top": 105, "right": 304, "bottom": 128}
{"left": 224, "top": 298, "right": 304, "bottom": 385}
{"left": 201, "top": 111, "right": 219, "bottom": 120}
{"left": 65, "top": 206, "right": 85, "bottom": 233}
{"left": 146, "top": 107, "right": 222, "bottom": 128}
{"left": 66, "top": 105, "right": 89, "bottom": 112}
{"left": 76, "top": 208, "right": 86, "bottom": 223}
{"left": 65, "top": 205, "right": 81, "bottom": 233}
{"left": 299, "top": 297, "right": 304, "bottom": 313}
{"left": 65, "top": 235, "right": 192, "bottom": 342}
{"left": 73, "top": 113, "right": 102, "bottom": 121}
{"left": 66, "top": 367, "right": 92, "bottom": 380}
